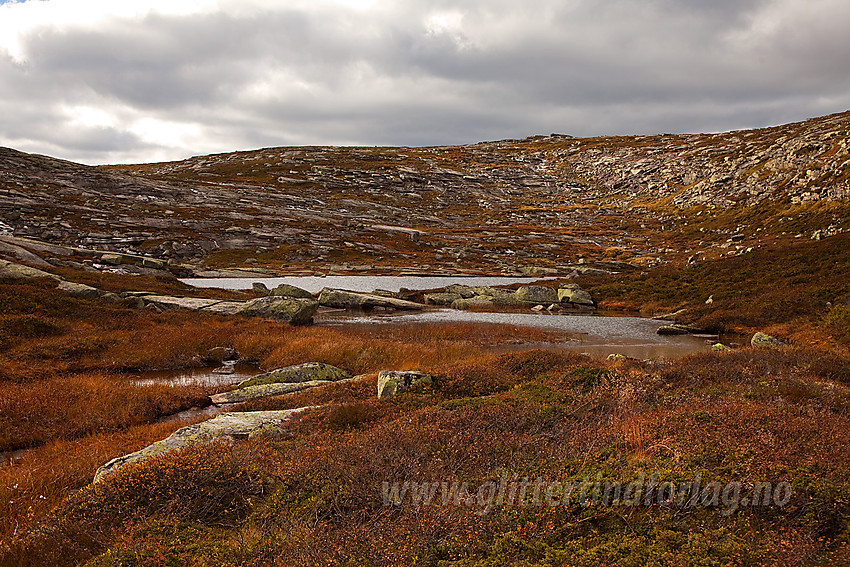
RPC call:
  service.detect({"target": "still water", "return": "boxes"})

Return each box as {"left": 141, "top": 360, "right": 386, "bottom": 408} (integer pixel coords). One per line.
{"left": 317, "top": 309, "right": 712, "bottom": 360}
{"left": 180, "top": 275, "right": 549, "bottom": 293}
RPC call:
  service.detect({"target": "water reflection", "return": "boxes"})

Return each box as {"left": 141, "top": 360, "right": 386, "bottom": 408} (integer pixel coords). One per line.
{"left": 181, "top": 275, "right": 550, "bottom": 294}
{"left": 316, "top": 309, "right": 712, "bottom": 360}
{"left": 129, "top": 363, "right": 258, "bottom": 387}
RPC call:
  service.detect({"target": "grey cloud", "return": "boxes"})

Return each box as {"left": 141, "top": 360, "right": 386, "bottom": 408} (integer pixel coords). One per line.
{"left": 0, "top": 0, "right": 848, "bottom": 164}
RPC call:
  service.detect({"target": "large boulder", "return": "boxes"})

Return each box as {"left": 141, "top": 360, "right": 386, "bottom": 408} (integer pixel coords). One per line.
{"left": 557, "top": 284, "right": 595, "bottom": 307}
{"left": 56, "top": 280, "right": 102, "bottom": 299}
{"left": 204, "top": 346, "right": 238, "bottom": 364}
{"left": 237, "top": 296, "right": 318, "bottom": 325}
{"left": 0, "top": 260, "right": 57, "bottom": 280}
{"left": 751, "top": 332, "right": 787, "bottom": 349}
{"left": 211, "top": 380, "right": 331, "bottom": 404}
{"left": 657, "top": 324, "right": 691, "bottom": 336}
{"left": 515, "top": 285, "right": 559, "bottom": 304}
{"left": 451, "top": 296, "right": 497, "bottom": 310}
{"left": 318, "top": 288, "right": 423, "bottom": 310}
{"left": 377, "top": 371, "right": 433, "bottom": 398}
{"left": 100, "top": 253, "right": 123, "bottom": 266}
{"left": 424, "top": 292, "right": 463, "bottom": 306}
{"left": 444, "top": 284, "right": 476, "bottom": 299}
{"left": 271, "top": 284, "right": 314, "bottom": 299}
{"left": 236, "top": 362, "right": 350, "bottom": 388}
{"left": 94, "top": 408, "right": 311, "bottom": 482}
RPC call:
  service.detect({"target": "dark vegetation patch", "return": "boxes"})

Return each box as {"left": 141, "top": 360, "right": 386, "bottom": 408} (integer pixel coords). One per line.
{"left": 582, "top": 232, "right": 850, "bottom": 332}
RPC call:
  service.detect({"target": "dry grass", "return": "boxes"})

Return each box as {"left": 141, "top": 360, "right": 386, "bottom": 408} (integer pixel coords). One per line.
{"left": 2, "top": 344, "right": 850, "bottom": 565}
{"left": 0, "top": 418, "right": 206, "bottom": 546}
{"left": 0, "top": 374, "right": 210, "bottom": 451}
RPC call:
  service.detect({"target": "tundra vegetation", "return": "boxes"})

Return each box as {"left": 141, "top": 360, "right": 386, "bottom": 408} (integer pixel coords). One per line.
{"left": 1, "top": 112, "right": 850, "bottom": 565}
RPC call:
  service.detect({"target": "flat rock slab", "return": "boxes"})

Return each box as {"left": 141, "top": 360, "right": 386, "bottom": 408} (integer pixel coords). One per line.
{"left": 211, "top": 380, "right": 331, "bottom": 404}
{"left": 142, "top": 295, "right": 318, "bottom": 324}
{"left": 0, "top": 239, "right": 52, "bottom": 266}
{"left": 94, "top": 408, "right": 311, "bottom": 482}
{"left": 0, "top": 259, "right": 58, "bottom": 280}
{"left": 144, "top": 295, "right": 243, "bottom": 312}
{"left": 318, "top": 288, "right": 424, "bottom": 310}
{"left": 236, "top": 362, "right": 350, "bottom": 388}
{"left": 57, "top": 280, "right": 104, "bottom": 299}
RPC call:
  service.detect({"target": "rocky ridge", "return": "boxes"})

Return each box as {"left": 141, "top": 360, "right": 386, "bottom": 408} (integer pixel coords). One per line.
{"left": 1, "top": 111, "right": 848, "bottom": 275}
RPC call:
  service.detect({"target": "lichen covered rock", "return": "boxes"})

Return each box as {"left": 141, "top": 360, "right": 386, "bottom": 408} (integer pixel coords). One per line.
{"left": 270, "top": 283, "right": 314, "bottom": 299}
{"left": 94, "top": 408, "right": 311, "bottom": 482}
{"left": 514, "top": 285, "right": 559, "bottom": 304}
{"left": 557, "top": 284, "right": 595, "bottom": 306}
{"left": 751, "top": 332, "right": 787, "bottom": 348}
{"left": 377, "top": 370, "right": 433, "bottom": 398}
{"left": 657, "top": 324, "right": 690, "bottom": 335}
{"left": 236, "top": 362, "right": 350, "bottom": 389}
{"left": 211, "top": 381, "right": 331, "bottom": 404}
{"left": 424, "top": 292, "right": 463, "bottom": 305}
{"left": 318, "top": 288, "right": 423, "bottom": 310}
{"left": 237, "top": 296, "right": 318, "bottom": 325}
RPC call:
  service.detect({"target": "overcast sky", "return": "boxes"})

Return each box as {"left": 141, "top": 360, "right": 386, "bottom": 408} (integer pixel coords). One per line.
{"left": 1, "top": 0, "right": 849, "bottom": 165}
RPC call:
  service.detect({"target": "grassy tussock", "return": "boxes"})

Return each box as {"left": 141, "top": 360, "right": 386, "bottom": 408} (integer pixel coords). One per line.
{"left": 0, "top": 374, "right": 209, "bottom": 451}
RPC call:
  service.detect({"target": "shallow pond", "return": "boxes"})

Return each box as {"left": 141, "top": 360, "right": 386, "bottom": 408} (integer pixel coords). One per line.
{"left": 129, "top": 362, "right": 258, "bottom": 387}
{"left": 316, "top": 309, "right": 713, "bottom": 360}
{"left": 180, "top": 275, "right": 550, "bottom": 294}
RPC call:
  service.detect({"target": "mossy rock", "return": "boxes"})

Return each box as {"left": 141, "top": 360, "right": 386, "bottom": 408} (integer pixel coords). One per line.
{"left": 751, "top": 332, "right": 787, "bottom": 348}
{"left": 424, "top": 292, "right": 462, "bottom": 306}
{"left": 236, "top": 362, "right": 350, "bottom": 389}
{"left": 377, "top": 371, "right": 433, "bottom": 398}
{"left": 557, "top": 284, "right": 595, "bottom": 306}
{"left": 515, "top": 285, "right": 559, "bottom": 304}
{"left": 270, "top": 283, "right": 314, "bottom": 299}
{"left": 94, "top": 409, "right": 310, "bottom": 482}
{"left": 657, "top": 324, "right": 691, "bottom": 335}
{"left": 211, "top": 380, "right": 331, "bottom": 404}
{"left": 236, "top": 296, "right": 318, "bottom": 325}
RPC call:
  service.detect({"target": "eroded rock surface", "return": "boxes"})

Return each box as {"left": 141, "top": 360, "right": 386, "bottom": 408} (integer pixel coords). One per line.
{"left": 236, "top": 296, "right": 318, "bottom": 324}
{"left": 377, "top": 371, "right": 433, "bottom": 398}
{"left": 94, "top": 408, "right": 311, "bottom": 482}
{"left": 318, "top": 288, "right": 424, "bottom": 310}
{"left": 211, "top": 381, "right": 331, "bottom": 404}
{"left": 236, "top": 362, "right": 350, "bottom": 388}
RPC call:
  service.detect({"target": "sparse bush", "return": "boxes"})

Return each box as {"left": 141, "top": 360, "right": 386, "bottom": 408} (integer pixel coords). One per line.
{"left": 823, "top": 304, "right": 850, "bottom": 344}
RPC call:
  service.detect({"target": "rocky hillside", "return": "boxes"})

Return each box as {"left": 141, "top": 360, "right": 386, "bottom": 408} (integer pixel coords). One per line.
{"left": 1, "top": 111, "right": 848, "bottom": 275}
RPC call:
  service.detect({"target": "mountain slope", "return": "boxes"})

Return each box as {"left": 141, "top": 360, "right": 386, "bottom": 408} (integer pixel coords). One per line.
{"left": 1, "top": 111, "right": 848, "bottom": 275}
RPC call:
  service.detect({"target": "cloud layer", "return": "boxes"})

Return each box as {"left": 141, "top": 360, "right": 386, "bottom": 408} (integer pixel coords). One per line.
{"left": 1, "top": 0, "right": 849, "bottom": 164}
